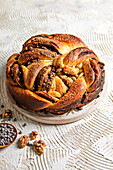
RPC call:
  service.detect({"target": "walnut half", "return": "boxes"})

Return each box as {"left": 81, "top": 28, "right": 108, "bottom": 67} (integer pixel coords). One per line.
{"left": 20, "top": 135, "right": 29, "bottom": 148}
{"left": 2, "top": 109, "right": 12, "bottom": 118}
{"left": 31, "top": 131, "right": 38, "bottom": 140}
{"left": 34, "top": 140, "right": 46, "bottom": 155}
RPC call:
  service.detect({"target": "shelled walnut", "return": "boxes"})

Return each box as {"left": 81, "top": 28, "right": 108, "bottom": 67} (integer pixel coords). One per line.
{"left": 2, "top": 109, "right": 12, "bottom": 118}
{"left": 31, "top": 131, "right": 38, "bottom": 140}
{"left": 34, "top": 140, "right": 46, "bottom": 155}
{"left": 20, "top": 135, "right": 29, "bottom": 148}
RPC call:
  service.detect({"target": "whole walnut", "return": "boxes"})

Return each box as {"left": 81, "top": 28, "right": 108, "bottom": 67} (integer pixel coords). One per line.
{"left": 34, "top": 140, "right": 46, "bottom": 155}
{"left": 20, "top": 135, "right": 29, "bottom": 148}
{"left": 31, "top": 131, "right": 38, "bottom": 140}
{"left": 6, "top": 34, "right": 105, "bottom": 114}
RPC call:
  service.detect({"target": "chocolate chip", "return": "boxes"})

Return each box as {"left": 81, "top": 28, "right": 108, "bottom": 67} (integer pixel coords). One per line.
{"left": 1, "top": 105, "right": 4, "bottom": 108}
{"left": 13, "top": 118, "right": 17, "bottom": 121}
{"left": 7, "top": 125, "right": 13, "bottom": 129}
{"left": 10, "top": 138, "right": 13, "bottom": 142}
{"left": 11, "top": 135, "right": 15, "bottom": 139}
{"left": 0, "top": 142, "right": 4, "bottom": 145}
{"left": 27, "top": 142, "right": 34, "bottom": 146}
{"left": 18, "top": 130, "right": 22, "bottom": 134}
{"left": 76, "top": 107, "right": 82, "bottom": 111}
{"left": 8, "top": 118, "right": 11, "bottom": 121}
{"left": 0, "top": 114, "right": 2, "bottom": 118}
{"left": 22, "top": 123, "right": 27, "bottom": 127}
{"left": 11, "top": 132, "right": 16, "bottom": 136}
{"left": 10, "top": 115, "right": 13, "bottom": 119}
{"left": 97, "top": 95, "right": 100, "bottom": 98}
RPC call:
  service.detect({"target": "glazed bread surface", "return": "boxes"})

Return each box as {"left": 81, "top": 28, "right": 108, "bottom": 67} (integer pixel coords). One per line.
{"left": 6, "top": 34, "right": 105, "bottom": 114}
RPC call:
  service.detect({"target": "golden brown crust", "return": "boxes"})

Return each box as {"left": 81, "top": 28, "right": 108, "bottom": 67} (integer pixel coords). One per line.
{"left": 6, "top": 34, "right": 105, "bottom": 114}
{"left": 46, "top": 78, "right": 86, "bottom": 114}
{"left": 7, "top": 82, "right": 52, "bottom": 111}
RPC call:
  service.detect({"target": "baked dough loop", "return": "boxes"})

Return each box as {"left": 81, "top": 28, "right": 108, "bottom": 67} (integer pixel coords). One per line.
{"left": 6, "top": 34, "right": 105, "bottom": 114}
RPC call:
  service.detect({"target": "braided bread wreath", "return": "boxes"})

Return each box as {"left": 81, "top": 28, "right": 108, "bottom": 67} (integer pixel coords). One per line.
{"left": 6, "top": 34, "right": 105, "bottom": 114}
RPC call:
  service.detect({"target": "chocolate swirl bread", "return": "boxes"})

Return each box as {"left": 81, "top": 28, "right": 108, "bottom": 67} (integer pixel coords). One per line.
{"left": 6, "top": 34, "right": 105, "bottom": 114}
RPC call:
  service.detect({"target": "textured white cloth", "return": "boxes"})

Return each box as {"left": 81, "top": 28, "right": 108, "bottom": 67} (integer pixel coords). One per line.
{"left": 0, "top": 0, "right": 113, "bottom": 169}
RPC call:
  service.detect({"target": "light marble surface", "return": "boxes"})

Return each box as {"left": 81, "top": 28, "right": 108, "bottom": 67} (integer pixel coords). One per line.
{"left": 0, "top": 0, "right": 113, "bottom": 169}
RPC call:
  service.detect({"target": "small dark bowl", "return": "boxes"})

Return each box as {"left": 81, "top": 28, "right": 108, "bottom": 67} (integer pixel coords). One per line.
{"left": 0, "top": 123, "right": 17, "bottom": 148}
